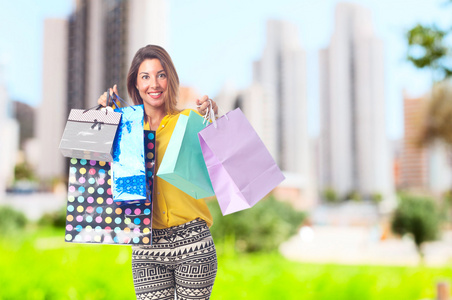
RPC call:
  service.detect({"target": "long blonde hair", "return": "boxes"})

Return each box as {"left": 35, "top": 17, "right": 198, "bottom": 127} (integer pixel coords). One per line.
{"left": 127, "top": 45, "right": 180, "bottom": 115}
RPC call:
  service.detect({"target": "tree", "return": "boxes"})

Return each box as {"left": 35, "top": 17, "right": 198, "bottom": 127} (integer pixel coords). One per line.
{"left": 406, "top": 2, "right": 452, "bottom": 190}
{"left": 391, "top": 195, "right": 440, "bottom": 263}
{"left": 406, "top": 24, "right": 452, "bottom": 82}
{"left": 405, "top": 0, "right": 452, "bottom": 80}
{"left": 416, "top": 81, "right": 452, "bottom": 147}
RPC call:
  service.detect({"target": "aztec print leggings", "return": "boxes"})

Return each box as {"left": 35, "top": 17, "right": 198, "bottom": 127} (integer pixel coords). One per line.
{"left": 131, "top": 219, "right": 217, "bottom": 300}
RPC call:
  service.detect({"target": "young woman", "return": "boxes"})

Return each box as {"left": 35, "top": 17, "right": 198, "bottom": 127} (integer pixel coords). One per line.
{"left": 98, "top": 45, "right": 218, "bottom": 300}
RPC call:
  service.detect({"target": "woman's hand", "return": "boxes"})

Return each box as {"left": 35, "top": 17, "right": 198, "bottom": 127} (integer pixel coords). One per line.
{"left": 196, "top": 95, "right": 218, "bottom": 117}
{"left": 98, "top": 84, "right": 118, "bottom": 107}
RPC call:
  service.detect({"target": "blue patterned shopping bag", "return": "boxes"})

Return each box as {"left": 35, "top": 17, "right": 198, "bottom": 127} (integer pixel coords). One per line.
{"left": 112, "top": 104, "right": 146, "bottom": 203}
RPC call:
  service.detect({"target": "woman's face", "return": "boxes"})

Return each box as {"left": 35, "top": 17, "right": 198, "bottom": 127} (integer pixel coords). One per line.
{"left": 136, "top": 58, "right": 168, "bottom": 109}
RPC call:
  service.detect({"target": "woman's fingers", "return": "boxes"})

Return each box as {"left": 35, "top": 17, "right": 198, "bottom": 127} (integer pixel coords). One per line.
{"left": 196, "top": 95, "right": 218, "bottom": 117}
{"left": 97, "top": 84, "right": 118, "bottom": 107}
{"left": 201, "top": 101, "right": 209, "bottom": 111}
{"left": 197, "top": 99, "right": 210, "bottom": 114}
{"left": 212, "top": 101, "right": 218, "bottom": 115}
{"left": 98, "top": 91, "right": 108, "bottom": 106}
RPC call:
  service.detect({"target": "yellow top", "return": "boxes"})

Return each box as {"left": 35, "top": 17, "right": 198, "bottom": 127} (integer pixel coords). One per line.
{"left": 144, "top": 109, "right": 213, "bottom": 229}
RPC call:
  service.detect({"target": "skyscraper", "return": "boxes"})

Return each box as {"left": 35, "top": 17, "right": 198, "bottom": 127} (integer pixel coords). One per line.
{"left": 400, "top": 93, "right": 452, "bottom": 194}
{"left": 37, "top": 0, "right": 168, "bottom": 181}
{"left": 253, "top": 19, "right": 309, "bottom": 175}
{"left": 215, "top": 19, "right": 316, "bottom": 208}
{"left": 0, "top": 65, "right": 19, "bottom": 195}
{"left": 399, "top": 95, "right": 429, "bottom": 190}
{"left": 36, "top": 19, "right": 68, "bottom": 180}
{"left": 67, "top": 0, "right": 168, "bottom": 110}
{"left": 319, "top": 3, "right": 393, "bottom": 200}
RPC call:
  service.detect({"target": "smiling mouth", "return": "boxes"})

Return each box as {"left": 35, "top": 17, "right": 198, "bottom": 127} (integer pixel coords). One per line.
{"left": 148, "top": 92, "right": 163, "bottom": 99}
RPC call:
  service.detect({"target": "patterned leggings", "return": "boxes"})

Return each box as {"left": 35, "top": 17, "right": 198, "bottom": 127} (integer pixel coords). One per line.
{"left": 132, "top": 219, "right": 217, "bottom": 300}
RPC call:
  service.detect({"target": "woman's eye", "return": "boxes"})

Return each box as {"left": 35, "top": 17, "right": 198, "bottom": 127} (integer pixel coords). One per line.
{"left": 142, "top": 75, "right": 149, "bottom": 80}
{"left": 158, "top": 73, "right": 166, "bottom": 79}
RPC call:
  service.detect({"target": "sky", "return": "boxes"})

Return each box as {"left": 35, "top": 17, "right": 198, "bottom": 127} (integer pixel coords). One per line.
{"left": 0, "top": 0, "right": 450, "bottom": 139}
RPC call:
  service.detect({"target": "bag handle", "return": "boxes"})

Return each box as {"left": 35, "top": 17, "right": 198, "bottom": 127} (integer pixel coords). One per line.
{"left": 110, "top": 92, "right": 136, "bottom": 111}
{"left": 201, "top": 99, "right": 228, "bottom": 128}
{"left": 81, "top": 88, "right": 131, "bottom": 114}
{"left": 82, "top": 104, "right": 104, "bottom": 114}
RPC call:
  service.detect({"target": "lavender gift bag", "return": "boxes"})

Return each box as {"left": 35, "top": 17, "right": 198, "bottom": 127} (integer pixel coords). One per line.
{"left": 198, "top": 108, "right": 285, "bottom": 215}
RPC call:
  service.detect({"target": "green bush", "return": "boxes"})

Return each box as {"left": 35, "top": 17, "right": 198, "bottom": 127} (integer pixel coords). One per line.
{"left": 0, "top": 206, "right": 27, "bottom": 234}
{"left": 322, "top": 187, "right": 339, "bottom": 203}
{"left": 38, "top": 208, "right": 67, "bottom": 228}
{"left": 14, "top": 162, "right": 36, "bottom": 181}
{"left": 371, "top": 192, "right": 383, "bottom": 204}
{"left": 208, "top": 195, "right": 306, "bottom": 253}
{"left": 442, "top": 191, "right": 452, "bottom": 223}
{"left": 344, "top": 190, "right": 362, "bottom": 202}
{"left": 391, "top": 195, "right": 440, "bottom": 260}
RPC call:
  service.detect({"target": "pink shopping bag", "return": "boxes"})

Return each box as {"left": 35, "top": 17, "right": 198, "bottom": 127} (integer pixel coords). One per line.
{"left": 198, "top": 108, "right": 285, "bottom": 215}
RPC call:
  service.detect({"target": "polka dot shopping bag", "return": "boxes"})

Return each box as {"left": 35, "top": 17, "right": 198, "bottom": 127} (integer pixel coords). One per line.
{"left": 64, "top": 130, "right": 156, "bottom": 245}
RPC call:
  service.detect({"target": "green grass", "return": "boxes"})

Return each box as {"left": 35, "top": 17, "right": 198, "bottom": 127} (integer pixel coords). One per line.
{"left": 0, "top": 228, "right": 134, "bottom": 300}
{"left": 0, "top": 228, "right": 451, "bottom": 299}
{"left": 214, "top": 251, "right": 452, "bottom": 300}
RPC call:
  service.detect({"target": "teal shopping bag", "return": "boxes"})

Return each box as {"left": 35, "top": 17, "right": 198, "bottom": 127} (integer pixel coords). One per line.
{"left": 157, "top": 110, "right": 214, "bottom": 199}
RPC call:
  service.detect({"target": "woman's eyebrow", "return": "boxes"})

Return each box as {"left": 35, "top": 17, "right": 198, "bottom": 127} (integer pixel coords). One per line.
{"left": 138, "top": 70, "right": 164, "bottom": 74}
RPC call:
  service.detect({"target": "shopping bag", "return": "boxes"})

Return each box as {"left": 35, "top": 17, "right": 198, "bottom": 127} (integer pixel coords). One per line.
{"left": 198, "top": 107, "right": 285, "bottom": 215}
{"left": 59, "top": 106, "right": 122, "bottom": 162}
{"left": 112, "top": 104, "right": 147, "bottom": 203}
{"left": 157, "top": 111, "right": 214, "bottom": 199}
{"left": 64, "top": 158, "right": 153, "bottom": 245}
{"left": 117, "top": 130, "right": 156, "bottom": 205}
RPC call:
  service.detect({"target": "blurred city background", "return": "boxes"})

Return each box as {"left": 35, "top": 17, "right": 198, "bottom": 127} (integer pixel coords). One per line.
{"left": 1, "top": 0, "right": 452, "bottom": 299}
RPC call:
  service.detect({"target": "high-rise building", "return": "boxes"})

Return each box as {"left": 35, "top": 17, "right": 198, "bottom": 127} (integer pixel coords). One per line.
{"left": 0, "top": 66, "right": 19, "bottom": 196}
{"left": 253, "top": 19, "right": 309, "bottom": 175}
{"left": 217, "top": 19, "right": 310, "bottom": 174}
{"left": 67, "top": 0, "right": 168, "bottom": 110}
{"left": 37, "top": 0, "right": 168, "bottom": 181}
{"left": 400, "top": 93, "right": 452, "bottom": 194}
{"left": 215, "top": 19, "right": 317, "bottom": 209}
{"left": 36, "top": 19, "right": 68, "bottom": 180}
{"left": 399, "top": 95, "right": 429, "bottom": 190}
{"left": 319, "top": 3, "right": 393, "bottom": 200}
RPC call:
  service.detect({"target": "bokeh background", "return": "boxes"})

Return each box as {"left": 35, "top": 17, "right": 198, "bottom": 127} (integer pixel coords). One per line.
{"left": 1, "top": 0, "right": 452, "bottom": 299}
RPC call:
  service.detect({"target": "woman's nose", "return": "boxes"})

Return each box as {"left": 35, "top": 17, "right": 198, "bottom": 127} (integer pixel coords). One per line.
{"left": 151, "top": 77, "right": 159, "bottom": 89}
